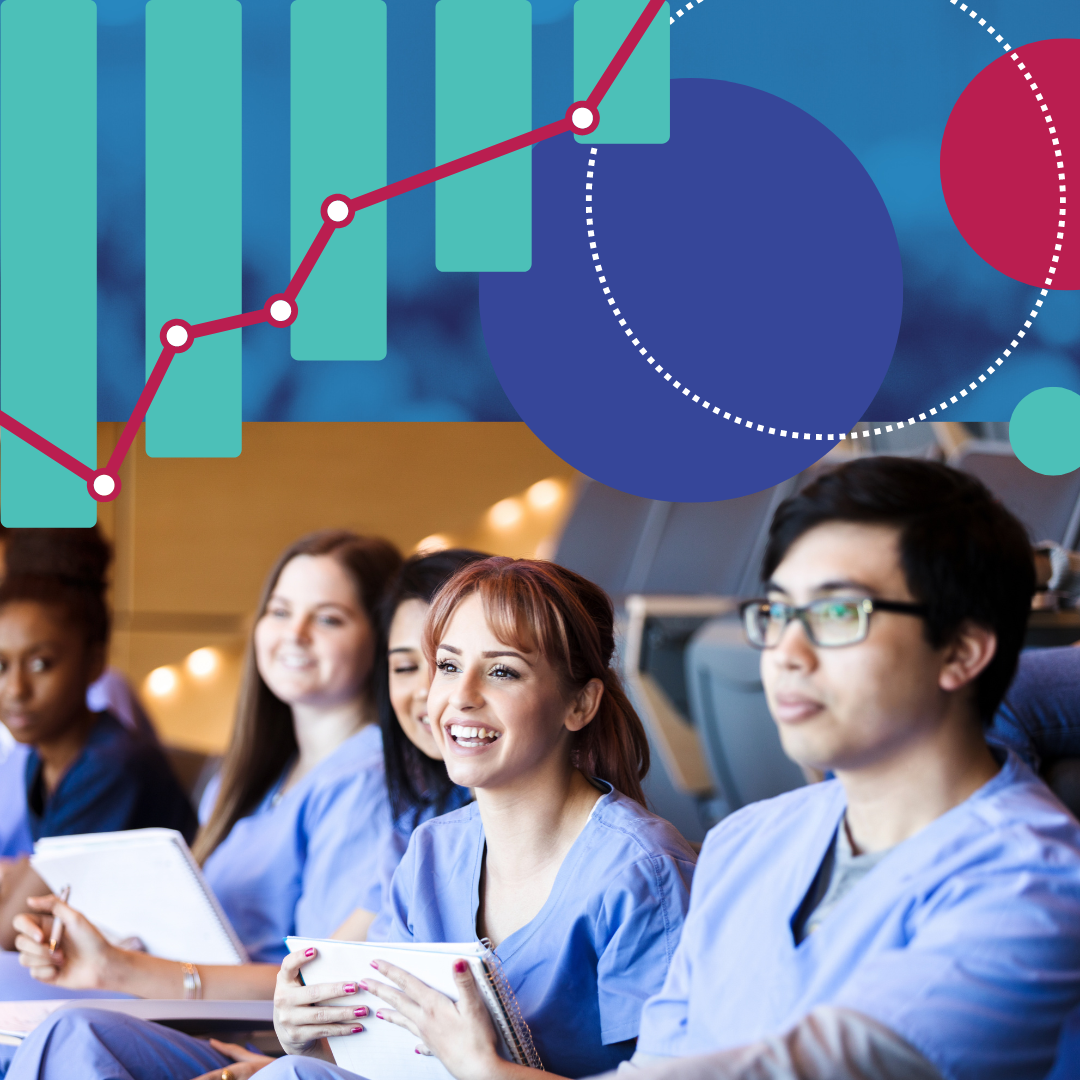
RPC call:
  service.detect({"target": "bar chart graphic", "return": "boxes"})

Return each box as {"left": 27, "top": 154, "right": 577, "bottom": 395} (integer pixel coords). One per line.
{"left": 0, "top": 0, "right": 669, "bottom": 526}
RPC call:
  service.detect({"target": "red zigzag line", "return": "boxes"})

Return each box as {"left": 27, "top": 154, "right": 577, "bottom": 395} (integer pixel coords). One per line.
{"left": 0, "top": 0, "right": 666, "bottom": 497}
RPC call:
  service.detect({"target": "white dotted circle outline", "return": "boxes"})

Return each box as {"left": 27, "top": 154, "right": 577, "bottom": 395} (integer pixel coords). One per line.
{"left": 590, "top": 0, "right": 1067, "bottom": 443}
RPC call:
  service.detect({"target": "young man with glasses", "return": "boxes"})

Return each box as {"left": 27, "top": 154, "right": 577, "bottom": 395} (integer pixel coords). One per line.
{"left": 611, "top": 456, "right": 1080, "bottom": 1080}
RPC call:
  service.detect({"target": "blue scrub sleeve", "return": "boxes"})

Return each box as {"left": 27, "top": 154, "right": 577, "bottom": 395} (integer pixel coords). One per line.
{"left": 831, "top": 860, "right": 1080, "bottom": 1080}
{"left": 293, "top": 765, "right": 392, "bottom": 939}
{"left": 631, "top": 915, "right": 694, "bottom": 1058}
{"left": 596, "top": 856, "right": 695, "bottom": 1044}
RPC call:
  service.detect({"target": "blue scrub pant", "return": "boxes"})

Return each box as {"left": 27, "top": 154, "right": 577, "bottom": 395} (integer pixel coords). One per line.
{"left": 256, "top": 1055, "right": 621, "bottom": 1080}
{"left": 2, "top": 1008, "right": 230, "bottom": 1079}
{"left": 1048, "top": 1007, "right": 1080, "bottom": 1080}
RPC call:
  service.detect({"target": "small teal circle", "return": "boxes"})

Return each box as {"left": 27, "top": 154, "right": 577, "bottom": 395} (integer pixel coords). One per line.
{"left": 1010, "top": 387, "right": 1080, "bottom": 476}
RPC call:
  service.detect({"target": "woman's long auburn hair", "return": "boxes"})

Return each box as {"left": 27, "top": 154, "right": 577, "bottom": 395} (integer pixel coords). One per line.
{"left": 193, "top": 530, "right": 402, "bottom": 864}
{"left": 422, "top": 557, "right": 650, "bottom": 806}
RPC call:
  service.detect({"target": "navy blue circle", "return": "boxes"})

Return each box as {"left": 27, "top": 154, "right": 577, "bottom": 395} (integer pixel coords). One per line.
{"left": 480, "top": 79, "right": 903, "bottom": 501}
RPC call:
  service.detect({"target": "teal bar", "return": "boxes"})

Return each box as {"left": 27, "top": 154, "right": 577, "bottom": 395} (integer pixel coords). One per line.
{"left": 0, "top": 0, "right": 97, "bottom": 527}
{"left": 435, "top": 0, "right": 531, "bottom": 272}
{"left": 145, "top": 0, "right": 241, "bottom": 456}
{"left": 574, "top": 0, "right": 669, "bottom": 144}
{"left": 291, "top": 0, "right": 387, "bottom": 362}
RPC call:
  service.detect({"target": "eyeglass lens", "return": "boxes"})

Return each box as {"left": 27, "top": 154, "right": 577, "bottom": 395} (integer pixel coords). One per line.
{"left": 744, "top": 599, "right": 867, "bottom": 647}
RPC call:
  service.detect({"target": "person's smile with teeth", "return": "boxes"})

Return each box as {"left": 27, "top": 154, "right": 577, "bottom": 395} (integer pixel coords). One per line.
{"left": 446, "top": 723, "right": 502, "bottom": 746}
{"left": 254, "top": 554, "right": 377, "bottom": 712}
{"left": 426, "top": 592, "right": 599, "bottom": 792}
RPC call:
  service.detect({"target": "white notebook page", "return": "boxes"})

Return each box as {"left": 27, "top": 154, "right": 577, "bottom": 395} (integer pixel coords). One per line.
{"left": 287, "top": 937, "right": 515, "bottom": 1080}
{"left": 31, "top": 829, "right": 246, "bottom": 965}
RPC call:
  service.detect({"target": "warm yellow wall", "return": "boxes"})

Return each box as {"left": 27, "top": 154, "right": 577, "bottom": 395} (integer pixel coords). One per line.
{"left": 85, "top": 422, "right": 580, "bottom": 752}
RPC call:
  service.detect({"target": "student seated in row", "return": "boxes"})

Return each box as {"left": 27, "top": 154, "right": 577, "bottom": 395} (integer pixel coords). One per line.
{"left": 8, "top": 558, "right": 697, "bottom": 1080}
{"left": 0, "top": 571, "right": 197, "bottom": 949}
{"left": 260, "top": 457, "right": 1079, "bottom": 1080}
{"left": 0, "top": 527, "right": 157, "bottom": 863}
{"left": 4, "top": 530, "right": 400, "bottom": 1002}
{"left": 1, "top": 548, "right": 486, "bottom": 1077}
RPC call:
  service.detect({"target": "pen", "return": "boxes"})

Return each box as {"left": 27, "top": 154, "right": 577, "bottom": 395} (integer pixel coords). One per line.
{"left": 49, "top": 885, "right": 71, "bottom": 954}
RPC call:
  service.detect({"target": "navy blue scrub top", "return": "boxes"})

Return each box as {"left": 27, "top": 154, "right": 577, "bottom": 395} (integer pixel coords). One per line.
{"left": 24, "top": 712, "right": 197, "bottom": 843}
{"left": 990, "top": 646, "right": 1080, "bottom": 770}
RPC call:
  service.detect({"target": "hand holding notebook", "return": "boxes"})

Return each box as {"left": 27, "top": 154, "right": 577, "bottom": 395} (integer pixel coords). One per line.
{"left": 30, "top": 829, "right": 246, "bottom": 964}
{"left": 282, "top": 937, "right": 541, "bottom": 1080}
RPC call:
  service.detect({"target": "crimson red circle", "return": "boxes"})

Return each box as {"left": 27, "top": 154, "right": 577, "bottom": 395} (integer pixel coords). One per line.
{"left": 940, "top": 38, "right": 1078, "bottom": 290}
{"left": 320, "top": 193, "right": 356, "bottom": 229}
{"left": 263, "top": 293, "right": 298, "bottom": 327}
{"left": 158, "top": 318, "right": 194, "bottom": 352}
{"left": 565, "top": 101, "right": 600, "bottom": 135}
{"left": 87, "top": 471, "right": 121, "bottom": 503}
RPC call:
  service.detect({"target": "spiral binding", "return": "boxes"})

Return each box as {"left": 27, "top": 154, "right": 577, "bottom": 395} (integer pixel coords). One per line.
{"left": 480, "top": 939, "right": 543, "bottom": 1070}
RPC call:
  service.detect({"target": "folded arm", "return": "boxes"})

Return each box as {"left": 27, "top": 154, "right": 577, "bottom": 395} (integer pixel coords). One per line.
{"left": 614, "top": 1007, "right": 943, "bottom": 1080}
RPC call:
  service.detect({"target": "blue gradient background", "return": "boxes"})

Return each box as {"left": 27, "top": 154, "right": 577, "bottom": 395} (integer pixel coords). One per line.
{"left": 5, "top": 0, "right": 1079, "bottom": 423}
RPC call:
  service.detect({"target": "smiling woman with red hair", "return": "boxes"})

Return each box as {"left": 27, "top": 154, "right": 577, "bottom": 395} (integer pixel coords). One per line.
{"left": 268, "top": 556, "right": 697, "bottom": 1080}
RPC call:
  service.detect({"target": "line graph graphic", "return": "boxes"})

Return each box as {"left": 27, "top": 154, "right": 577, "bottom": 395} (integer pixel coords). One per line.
{"left": 0, "top": 0, "right": 668, "bottom": 509}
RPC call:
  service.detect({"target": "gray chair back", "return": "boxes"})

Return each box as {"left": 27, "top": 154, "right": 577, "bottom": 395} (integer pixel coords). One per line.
{"left": 687, "top": 616, "right": 805, "bottom": 812}
{"left": 555, "top": 478, "right": 799, "bottom": 602}
{"left": 952, "top": 441, "right": 1080, "bottom": 547}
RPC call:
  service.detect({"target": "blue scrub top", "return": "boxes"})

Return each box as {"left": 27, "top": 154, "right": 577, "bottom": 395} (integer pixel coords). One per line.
{"left": 0, "top": 738, "right": 33, "bottom": 858}
{"left": 378, "top": 783, "right": 697, "bottom": 1079}
{"left": 200, "top": 723, "right": 391, "bottom": 964}
{"left": 991, "top": 646, "right": 1080, "bottom": 770}
{"left": 24, "top": 713, "right": 196, "bottom": 844}
{"left": 367, "top": 785, "right": 473, "bottom": 933}
{"left": 637, "top": 751, "right": 1080, "bottom": 1080}
{"left": 1, "top": 671, "right": 161, "bottom": 859}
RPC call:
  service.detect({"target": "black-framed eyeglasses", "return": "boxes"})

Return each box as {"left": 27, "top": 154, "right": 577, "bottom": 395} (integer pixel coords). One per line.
{"left": 739, "top": 596, "right": 929, "bottom": 649}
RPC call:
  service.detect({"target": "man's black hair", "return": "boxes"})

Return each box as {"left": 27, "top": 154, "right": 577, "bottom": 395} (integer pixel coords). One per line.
{"left": 761, "top": 457, "right": 1035, "bottom": 724}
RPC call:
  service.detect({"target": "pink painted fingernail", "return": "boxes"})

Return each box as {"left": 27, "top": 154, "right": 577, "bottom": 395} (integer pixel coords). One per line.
{"left": 304, "top": 948, "right": 315, "bottom": 958}
{"left": 354, "top": 1007, "right": 368, "bottom": 1018}
{"left": 454, "top": 960, "right": 468, "bottom": 974}
{"left": 343, "top": 983, "right": 357, "bottom": 994}
{"left": 351, "top": 1025, "right": 364, "bottom": 1034}
{"left": 415, "top": 1048, "right": 421, "bottom": 1055}
{"left": 358, "top": 981, "right": 369, "bottom": 992}
{"left": 376, "top": 1011, "right": 385, "bottom": 1020}
{"left": 370, "top": 960, "right": 379, "bottom": 969}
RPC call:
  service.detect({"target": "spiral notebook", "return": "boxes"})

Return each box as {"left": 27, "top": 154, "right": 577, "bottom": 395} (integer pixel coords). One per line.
{"left": 30, "top": 828, "right": 247, "bottom": 965}
{"left": 285, "top": 936, "right": 542, "bottom": 1078}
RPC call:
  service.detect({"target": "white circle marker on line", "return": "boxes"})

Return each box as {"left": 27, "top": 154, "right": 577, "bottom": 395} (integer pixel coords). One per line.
{"left": 327, "top": 199, "right": 350, "bottom": 222}
{"left": 572, "top": 107, "right": 594, "bottom": 130}
{"left": 165, "top": 324, "right": 189, "bottom": 347}
{"left": 93, "top": 474, "right": 116, "bottom": 497}
{"left": 270, "top": 299, "right": 292, "bottom": 322}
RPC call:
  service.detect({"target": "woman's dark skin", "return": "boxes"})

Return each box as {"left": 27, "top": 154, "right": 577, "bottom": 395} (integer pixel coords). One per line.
{"left": 0, "top": 600, "right": 105, "bottom": 949}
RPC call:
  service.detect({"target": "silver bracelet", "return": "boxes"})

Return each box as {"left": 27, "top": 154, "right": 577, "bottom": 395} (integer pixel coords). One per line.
{"left": 180, "top": 961, "right": 202, "bottom": 1000}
